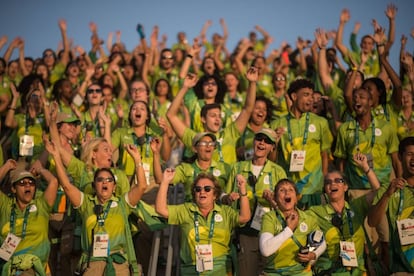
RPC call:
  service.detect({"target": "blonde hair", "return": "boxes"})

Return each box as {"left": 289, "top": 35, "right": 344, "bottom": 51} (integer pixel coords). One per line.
{"left": 80, "top": 137, "right": 109, "bottom": 171}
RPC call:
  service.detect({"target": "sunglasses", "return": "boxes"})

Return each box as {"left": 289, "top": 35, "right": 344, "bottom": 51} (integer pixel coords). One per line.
{"left": 324, "top": 178, "right": 345, "bottom": 185}
{"left": 43, "top": 53, "right": 54, "bottom": 58}
{"left": 131, "top": 87, "right": 147, "bottom": 93}
{"left": 87, "top": 88, "right": 102, "bottom": 94}
{"left": 203, "top": 81, "right": 217, "bottom": 87}
{"left": 193, "top": 186, "right": 214, "bottom": 193}
{"left": 197, "top": 141, "right": 216, "bottom": 147}
{"left": 16, "top": 179, "right": 35, "bottom": 187}
{"left": 161, "top": 56, "right": 173, "bottom": 60}
{"left": 95, "top": 177, "right": 115, "bottom": 183}
{"left": 254, "top": 134, "right": 274, "bottom": 144}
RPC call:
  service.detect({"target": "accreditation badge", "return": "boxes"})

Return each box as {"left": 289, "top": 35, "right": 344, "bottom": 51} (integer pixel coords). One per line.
{"left": 93, "top": 233, "right": 109, "bottom": 257}
{"left": 339, "top": 241, "right": 358, "bottom": 267}
{"left": 0, "top": 233, "right": 21, "bottom": 261}
{"left": 195, "top": 244, "right": 213, "bottom": 272}
{"left": 19, "top": 134, "right": 34, "bottom": 156}
{"left": 397, "top": 218, "right": 414, "bottom": 245}
{"left": 250, "top": 204, "right": 270, "bottom": 231}
{"left": 289, "top": 150, "right": 306, "bottom": 172}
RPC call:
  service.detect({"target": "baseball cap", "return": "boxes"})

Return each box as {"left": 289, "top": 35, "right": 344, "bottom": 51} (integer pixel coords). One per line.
{"left": 56, "top": 112, "right": 81, "bottom": 125}
{"left": 192, "top": 132, "right": 217, "bottom": 147}
{"left": 255, "top": 128, "right": 277, "bottom": 144}
{"left": 10, "top": 169, "right": 36, "bottom": 184}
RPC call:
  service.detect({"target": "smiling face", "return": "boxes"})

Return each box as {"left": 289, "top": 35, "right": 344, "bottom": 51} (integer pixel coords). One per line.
{"left": 253, "top": 133, "right": 275, "bottom": 159}
{"left": 401, "top": 145, "right": 414, "bottom": 178}
{"left": 86, "top": 84, "right": 103, "bottom": 106}
{"left": 274, "top": 180, "right": 297, "bottom": 213}
{"left": 352, "top": 88, "right": 372, "bottom": 117}
{"left": 192, "top": 177, "right": 217, "bottom": 209}
{"left": 194, "top": 135, "right": 216, "bottom": 161}
{"left": 324, "top": 171, "right": 347, "bottom": 202}
{"left": 94, "top": 170, "right": 116, "bottom": 203}
{"left": 250, "top": 100, "right": 268, "bottom": 126}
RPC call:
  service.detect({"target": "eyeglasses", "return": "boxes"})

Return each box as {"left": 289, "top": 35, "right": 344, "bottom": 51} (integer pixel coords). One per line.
{"left": 131, "top": 87, "right": 147, "bottom": 93}
{"left": 95, "top": 177, "right": 115, "bottom": 183}
{"left": 193, "top": 186, "right": 214, "bottom": 193}
{"left": 275, "top": 77, "right": 286, "bottom": 81}
{"left": 43, "top": 53, "right": 54, "bottom": 58}
{"left": 87, "top": 88, "right": 102, "bottom": 94}
{"left": 161, "top": 56, "right": 173, "bottom": 60}
{"left": 254, "top": 133, "right": 274, "bottom": 144}
{"left": 203, "top": 81, "right": 217, "bottom": 87}
{"left": 324, "top": 178, "right": 345, "bottom": 185}
{"left": 197, "top": 141, "right": 216, "bottom": 147}
{"left": 16, "top": 179, "right": 35, "bottom": 187}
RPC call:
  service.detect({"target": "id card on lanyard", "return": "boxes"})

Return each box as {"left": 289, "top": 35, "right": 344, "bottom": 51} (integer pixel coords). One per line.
{"left": 194, "top": 212, "right": 215, "bottom": 272}
{"left": 287, "top": 113, "right": 309, "bottom": 172}
{"left": 396, "top": 189, "right": 414, "bottom": 245}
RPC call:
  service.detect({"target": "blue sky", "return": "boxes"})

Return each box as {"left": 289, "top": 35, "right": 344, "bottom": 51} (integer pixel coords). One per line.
{"left": 1, "top": 0, "right": 412, "bottom": 69}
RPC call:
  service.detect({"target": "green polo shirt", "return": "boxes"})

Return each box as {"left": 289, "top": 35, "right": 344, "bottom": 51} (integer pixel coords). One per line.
{"left": 168, "top": 202, "right": 240, "bottom": 275}
{"left": 334, "top": 117, "right": 399, "bottom": 189}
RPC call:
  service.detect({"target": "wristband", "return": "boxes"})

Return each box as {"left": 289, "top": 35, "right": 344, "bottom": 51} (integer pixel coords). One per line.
{"left": 186, "top": 54, "right": 193, "bottom": 59}
{"left": 136, "top": 24, "right": 145, "bottom": 39}
{"left": 239, "top": 192, "right": 247, "bottom": 197}
{"left": 365, "top": 168, "right": 371, "bottom": 174}
{"left": 8, "top": 106, "right": 16, "bottom": 110}
{"left": 377, "top": 43, "right": 385, "bottom": 47}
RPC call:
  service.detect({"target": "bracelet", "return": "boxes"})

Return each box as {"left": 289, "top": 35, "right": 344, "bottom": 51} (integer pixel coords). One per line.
{"left": 352, "top": 67, "right": 358, "bottom": 71}
{"left": 8, "top": 106, "right": 16, "bottom": 110}
{"left": 365, "top": 168, "right": 371, "bottom": 174}
{"left": 137, "top": 162, "right": 143, "bottom": 167}
{"left": 186, "top": 54, "right": 193, "bottom": 59}
{"left": 239, "top": 192, "right": 247, "bottom": 197}
{"left": 377, "top": 43, "right": 385, "bottom": 47}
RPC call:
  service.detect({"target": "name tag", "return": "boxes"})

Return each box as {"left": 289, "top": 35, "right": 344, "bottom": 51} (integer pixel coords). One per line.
{"left": 397, "top": 218, "right": 414, "bottom": 245}
{"left": 250, "top": 204, "right": 270, "bottom": 231}
{"left": 19, "top": 135, "right": 34, "bottom": 156}
{"left": 195, "top": 244, "right": 213, "bottom": 272}
{"left": 339, "top": 241, "right": 358, "bottom": 267}
{"left": 93, "top": 233, "right": 109, "bottom": 257}
{"left": 289, "top": 150, "right": 306, "bottom": 172}
{"left": 0, "top": 233, "right": 21, "bottom": 261}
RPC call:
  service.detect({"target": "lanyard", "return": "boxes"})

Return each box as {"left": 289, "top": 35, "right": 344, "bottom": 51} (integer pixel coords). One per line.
{"left": 97, "top": 200, "right": 112, "bottom": 227}
{"left": 355, "top": 120, "right": 375, "bottom": 151}
{"left": 286, "top": 112, "right": 310, "bottom": 147}
{"left": 194, "top": 211, "right": 216, "bottom": 244}
{"left": 132, "top": 132, "right": 150, "bottom": 158}
{"left": 398, "top": 189, "right": 405, "bottom": 220}
{"left": 10, "top": 204, "right": 31, "bottom": 239}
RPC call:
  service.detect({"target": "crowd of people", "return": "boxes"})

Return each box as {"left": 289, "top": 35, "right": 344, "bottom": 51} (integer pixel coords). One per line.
{"left": 0, "top": 3, "right": 414, "bottom": 276}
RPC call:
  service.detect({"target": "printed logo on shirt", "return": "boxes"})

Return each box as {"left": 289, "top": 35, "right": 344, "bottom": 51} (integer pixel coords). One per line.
{"left": 215, "top": 214, "right": 223, "bottom": 222}
{"left": 299, "top": 222, "right": 308, "bottom": 233}
{"left": 308, "top": 124, "right": 316, "bottom": 133}
{"left": 375, "top": 128, "right": 382, "bottom": 136}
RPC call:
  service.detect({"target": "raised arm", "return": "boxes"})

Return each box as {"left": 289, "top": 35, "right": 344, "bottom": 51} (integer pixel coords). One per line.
{"left": 234, "top": 66, "right": 258, "bottom": 134}
{"left": 4, "top": 82, "right": 19, "bottom": 129}
{"left": 385, "top": 4, "right": 397, "bottom": 48}
{"left": 30, "top": 159, "right": 58, "bottom": 207}
{"left": 368, "top": 178, "right": 404, "bottom": 227}
{"left": 335, "top": 9, "right": 351, "bottom": 59}
{"left": 57, "top": 19, "right": 70, "bottom": 68}
{"left": 155, "top": 168, "right": 175, "bottom": 218}
{"left": 150, "top": 137, "right": 163, "bottom": 185}
{"left": 166, "top": 73, "right": 198, "bottom": 140}
{"left": 236, "top": 174, "right": 251, "bottom": 223}
{"left": 45, "top": 138, "right": 82, "bottom": 207}
{"left": 315, "top": 29, "right": 333, "bottom": 91}
{"left": 124, "top": 144, "right": 147, "bottom": 206}
{"left": 179, "top": 38, "right": 201, "bottom": 79}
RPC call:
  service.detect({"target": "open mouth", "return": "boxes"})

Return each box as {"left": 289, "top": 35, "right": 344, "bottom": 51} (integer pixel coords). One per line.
{"left": 284, "top": 197, "right": 292, "bottom": 203}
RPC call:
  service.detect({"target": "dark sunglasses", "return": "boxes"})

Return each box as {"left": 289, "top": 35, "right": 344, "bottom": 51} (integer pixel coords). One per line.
{"left": 254, "top": 134, "right": 274, "bottom": 144}
{"left": 193, "top": 186, "right": 214, "bottom": 193}
{"left": 161, "top": 56, "right": 173, "bottom": 60}
{"left": 324, "top": 178, "right": 345, "bottom": 185}
{"left": 95, "top": 177, "right": 115, "bottom": 183}
{"left": 87, "top": 88, "right": 102, "bottom": 94}
{"left": 16, "top": 179, "right": 35, "bottom": 187}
